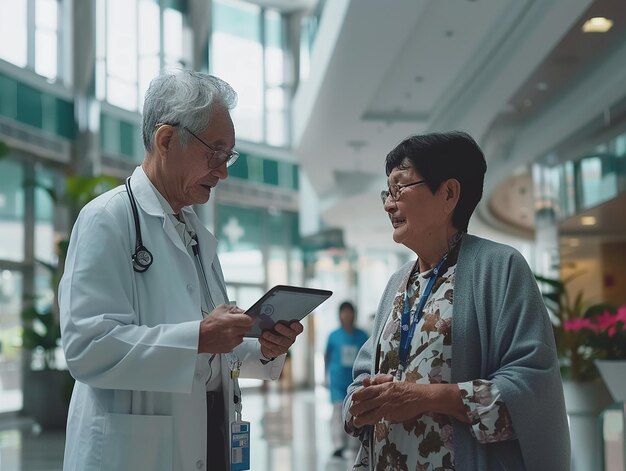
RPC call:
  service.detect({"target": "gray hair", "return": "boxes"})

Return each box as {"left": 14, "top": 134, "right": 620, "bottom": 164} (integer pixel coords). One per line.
{"left": 142, "top": 70, "right": 238, "bottom": 152}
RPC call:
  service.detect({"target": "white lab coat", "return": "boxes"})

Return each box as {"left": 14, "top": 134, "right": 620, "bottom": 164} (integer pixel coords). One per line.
{"left": 59, "top": 167, "right": 285, "bottom": 471}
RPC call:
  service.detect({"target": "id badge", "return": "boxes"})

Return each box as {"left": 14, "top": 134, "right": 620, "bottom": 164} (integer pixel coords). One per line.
{"left": 231, "top": 421, "right": 250, "bottom": 471}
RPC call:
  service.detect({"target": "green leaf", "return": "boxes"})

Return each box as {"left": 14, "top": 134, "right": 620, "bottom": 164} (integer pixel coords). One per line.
{"left": 534, "top": 274, "right": 565, "bottom": 293}
{"left": 23, "top": 178, "right": 58, "bottom": 203}
{"left": 65, "top": 175, "right": 118, "bottom": 208}
{"left": 584, "top": 303, "right": 615, "bottom": 318}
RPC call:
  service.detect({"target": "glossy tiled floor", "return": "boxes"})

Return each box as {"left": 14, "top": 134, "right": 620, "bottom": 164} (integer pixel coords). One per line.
{"left": 2, "top": 386, "right": 624, "bottom": 471}
{"left": 0, "top": 385, "right": 353, "bottom": 471}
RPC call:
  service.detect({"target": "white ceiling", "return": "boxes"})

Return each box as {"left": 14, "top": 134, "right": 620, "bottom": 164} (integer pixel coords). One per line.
{"left": 291, "top": 0, "right": 626, "bottom": 250}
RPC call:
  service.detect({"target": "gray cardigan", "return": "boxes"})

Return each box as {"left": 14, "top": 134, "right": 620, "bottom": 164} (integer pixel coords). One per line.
{"left": 343, "top": 234, "right": 570, "bottom": 471}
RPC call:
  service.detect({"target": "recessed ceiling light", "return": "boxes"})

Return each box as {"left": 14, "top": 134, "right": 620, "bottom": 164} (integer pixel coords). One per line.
{"left": 536, "top": 82, "right": 548, "bottom": 91}
{"left": 582, "top": 17, "right": 613, "bottom": 33}
{"left": 581, "top": 216, "right": 596, "bottom": 226}
{"left": 523, "top": 99, "right": 532, "bottom": 107}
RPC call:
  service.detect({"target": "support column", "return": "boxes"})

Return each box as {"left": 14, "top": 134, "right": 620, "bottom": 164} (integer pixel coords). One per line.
{"left": 532, "top": 163, "right": 560, "bottom": 279}
{"left": 71, "top": 0, "right": 101, "bottom": 178}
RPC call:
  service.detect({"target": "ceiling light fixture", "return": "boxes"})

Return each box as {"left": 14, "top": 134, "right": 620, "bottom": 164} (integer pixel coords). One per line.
{"left": 582, "top": 17, "right": 613, "bottom": 33}
{"left": 581, "top": 216, "right": 596, "bottom": 226}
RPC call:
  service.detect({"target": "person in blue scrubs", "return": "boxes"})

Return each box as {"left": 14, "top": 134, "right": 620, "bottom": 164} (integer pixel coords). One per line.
{"left": 325, "top": 301, "right": 368, "bottom": 458}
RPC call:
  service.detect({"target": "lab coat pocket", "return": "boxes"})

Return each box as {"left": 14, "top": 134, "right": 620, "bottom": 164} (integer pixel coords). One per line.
{"left": 102, "top": 413, "right": 174, "bottom": 471}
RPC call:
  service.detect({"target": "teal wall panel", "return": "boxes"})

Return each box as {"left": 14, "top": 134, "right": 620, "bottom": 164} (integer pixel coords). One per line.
{"left": 0, "top": 74, "right": 18, "bottom": 118}
{"left": 55, "top": 98, "right": 75, "bottom": 139}
{"left": 248, "top": 155, "right": 264, "bottom": 184}
{"left": 16, "top": 82, "right": 43, "bottom": 129}
{"left": 263, "top": 159, "right": 278, "bottom": 186}
{"left": 119, "top": 121, "right": 136, "bottom": 158}
{"left": 0, "top": 72, "right": 75, "bottom": 139}
{"left": 228, "top": 153, "right": 248, "bottom": 179}
{"left": 291, "top": 165, "right": 299, "bottom": 190}
{"left": 100, "top": 112, "right": 142, "bottom": 162}
{"left": 227, "top": 151, "right": 298, "bottom": 191}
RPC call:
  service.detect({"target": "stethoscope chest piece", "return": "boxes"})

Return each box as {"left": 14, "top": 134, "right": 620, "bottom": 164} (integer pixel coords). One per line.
{"left": 132, "top": 244, "right": 153, "bottom": 272}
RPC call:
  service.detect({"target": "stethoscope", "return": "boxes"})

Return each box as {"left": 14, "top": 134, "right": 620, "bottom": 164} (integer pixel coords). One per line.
{"left": 124, "top": 176, "right": 228, "bottom": 304}
{"left": 125, "top": 177, "right": 154, "bottom": 273}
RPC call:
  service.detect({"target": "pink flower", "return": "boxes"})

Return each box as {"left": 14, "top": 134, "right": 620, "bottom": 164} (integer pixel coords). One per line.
{"left": 595, "top": 311, "right": 617, "bottom": 331}
{"left": 616, "top": 305, "right": 626, "bottom": 323}
{"left": 564, "top": 318, "right": 595, "bottom": 332}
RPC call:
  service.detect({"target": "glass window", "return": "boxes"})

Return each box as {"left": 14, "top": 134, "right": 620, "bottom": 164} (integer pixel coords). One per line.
{"left": 34, "top": 167, "right": 59, "bottom": 265}
{"left": 578, "top": 156, "right": 617, "bottom": 209}
{"left": 97, "top": 0, "right": 189, "bottom": 111}
{"left": 212, "top": 0, "right": 264, "bottom": 142}
{"left": 0, "top": 160, "right": 25, "bottom": 262}
{"left": 299, "top": 15, "right": 318, "bottom": 83}
{"left": 0, "top": 0, "right": 28, "bottom": 68}
{"left": 0, "top": 0, "right": 60, "bottom": 80}
{"left": 211, "top": 1, "right": 289, "bottom": 146}
{"left": 106, "top": 0, "right": 139, "bottom": 109}
{"left": 163, "top": 7, "right": 184, "bottom": 69}
{"left": 34, "top": 0, "right": 59, "bottom": 79}
{"left": 0, "top": 270, "right": 24, "bottom": 413}
{"left": 615, "top": 133, "right": 626, "bottom": 157}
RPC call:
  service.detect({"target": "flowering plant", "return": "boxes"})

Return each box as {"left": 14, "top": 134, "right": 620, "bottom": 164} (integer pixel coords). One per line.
{"left": 535, "top": 273, "right": 614, "bottom": 382}
{"left": 564, "top": 305, "right": 626, "bottom": 361}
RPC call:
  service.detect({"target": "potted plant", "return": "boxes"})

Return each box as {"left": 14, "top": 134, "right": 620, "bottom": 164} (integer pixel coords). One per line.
{"left": 564, "top": 304, "right": 626, "bottom": 402}
{"left": 21, "top": 249, "right": 75, "bottom": 430}
{"left": 535, "top": 273, "right": 613, "bottom": 471}
{"left": 534, "top": 273, "right": 612, "bottom": 382}
{"left": 20, "top": 174, "right": 117, "bottom": 429}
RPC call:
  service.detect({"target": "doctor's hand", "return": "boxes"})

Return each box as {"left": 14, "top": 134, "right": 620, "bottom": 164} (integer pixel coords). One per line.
{"left": 198, "top": 304, "right": 254, "bottom": 354}
{"left": 259, "top": 321, "right": 304, "bottom": 359}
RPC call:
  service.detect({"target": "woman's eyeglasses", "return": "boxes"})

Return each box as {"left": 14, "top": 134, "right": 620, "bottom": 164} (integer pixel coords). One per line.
{"left": 380, "top": 180, "right": 426, "bottom": 205}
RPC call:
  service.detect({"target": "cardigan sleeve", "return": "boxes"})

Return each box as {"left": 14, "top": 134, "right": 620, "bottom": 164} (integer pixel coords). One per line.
{"left": 480, "top": 247, "right": 570, "bottom": 470}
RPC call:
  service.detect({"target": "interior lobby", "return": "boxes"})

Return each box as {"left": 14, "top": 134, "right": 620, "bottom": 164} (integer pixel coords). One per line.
{"left": 1, "top": 0, "right": 625, "bottom": 470}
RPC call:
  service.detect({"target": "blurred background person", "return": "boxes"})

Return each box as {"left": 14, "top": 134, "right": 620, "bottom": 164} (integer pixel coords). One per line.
{"left": 325, "top": 301, "right": 368, "bottom": 459}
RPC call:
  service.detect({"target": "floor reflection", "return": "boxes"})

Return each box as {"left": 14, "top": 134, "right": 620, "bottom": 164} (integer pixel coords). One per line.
{"left": 0, "top": 385, "right": 353, "bottom": 471}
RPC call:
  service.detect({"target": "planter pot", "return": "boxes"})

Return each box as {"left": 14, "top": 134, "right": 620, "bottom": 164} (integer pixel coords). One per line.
{"left": 21, "top": 369, "right": 74, "bottom": 430}
{"left": 563, "top": 379, "right": 612, "bottom": 471}
{"left": 595, "top": 359, "right": 626, "bottom": 403}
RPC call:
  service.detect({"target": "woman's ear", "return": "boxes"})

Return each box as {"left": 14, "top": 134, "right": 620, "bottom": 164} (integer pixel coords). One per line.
{"left": 443, "top": 178, "right": 461, "bottom": 215}
{"left": 154, "top": 125, "right": 175, "bottom": 157}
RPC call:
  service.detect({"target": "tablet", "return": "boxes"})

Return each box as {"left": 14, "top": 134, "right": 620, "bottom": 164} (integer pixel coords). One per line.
{"left": 244, "top": 285, "right": 332, "bottom": 338}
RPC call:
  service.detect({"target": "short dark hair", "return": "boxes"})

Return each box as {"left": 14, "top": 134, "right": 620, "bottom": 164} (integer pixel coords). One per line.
{"left": 339, "top": 301, "right": 356, "bottom": 316}
{"left": 384, "top": 131, "right": 487, "bottom": 232}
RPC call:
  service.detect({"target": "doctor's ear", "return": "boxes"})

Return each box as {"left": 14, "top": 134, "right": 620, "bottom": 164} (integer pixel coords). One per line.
{"left": 154, "top": 124, "right": 176, "bottom": 156}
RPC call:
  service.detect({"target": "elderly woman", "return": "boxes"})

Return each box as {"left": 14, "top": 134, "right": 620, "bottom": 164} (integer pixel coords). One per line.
{"left": 344, "top": 132, "right": 569, "bottom": 470}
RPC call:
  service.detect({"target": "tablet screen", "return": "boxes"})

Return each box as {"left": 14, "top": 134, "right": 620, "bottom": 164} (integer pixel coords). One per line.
{"left": 244, "top": 285, "right": 332, "bottom": 338}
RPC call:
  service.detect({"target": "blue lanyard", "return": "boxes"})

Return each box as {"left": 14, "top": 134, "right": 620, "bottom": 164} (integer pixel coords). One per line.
{"left": 397, "top": 254, "right": 448, "bottom": 379}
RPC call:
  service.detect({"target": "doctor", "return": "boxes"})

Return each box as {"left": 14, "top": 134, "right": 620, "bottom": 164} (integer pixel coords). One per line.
{"left": 59, "top": 70, "right": 303, "bottom": 471}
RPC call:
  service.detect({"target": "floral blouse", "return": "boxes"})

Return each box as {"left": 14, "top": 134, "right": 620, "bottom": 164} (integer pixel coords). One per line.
{"left": 364, "top": 243, "right": 517, "bottom": 471}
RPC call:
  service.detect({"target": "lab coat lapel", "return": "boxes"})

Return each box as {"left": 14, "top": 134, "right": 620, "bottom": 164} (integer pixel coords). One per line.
{"left": 129, "top": 167, "right": 188, "bottom": 256}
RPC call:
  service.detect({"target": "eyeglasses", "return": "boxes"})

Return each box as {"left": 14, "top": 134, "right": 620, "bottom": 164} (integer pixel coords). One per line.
{"left": 182, "top": 126, "right": 239, "bottom": 168}
{"left": 380, "top": 180, "right": 426, "bottom": 205}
